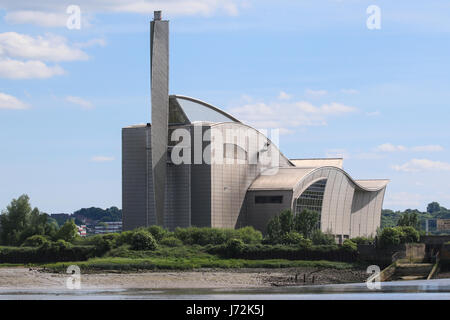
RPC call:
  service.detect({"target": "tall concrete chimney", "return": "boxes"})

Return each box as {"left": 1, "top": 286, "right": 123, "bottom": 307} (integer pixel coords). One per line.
{"left": 150, "top": 10, "right": 169, "bottom": 226}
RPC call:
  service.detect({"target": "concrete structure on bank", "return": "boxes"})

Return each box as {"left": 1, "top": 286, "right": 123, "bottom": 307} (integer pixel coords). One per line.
{"left": 122, "top": 11, "right": 389, "bottom": 241}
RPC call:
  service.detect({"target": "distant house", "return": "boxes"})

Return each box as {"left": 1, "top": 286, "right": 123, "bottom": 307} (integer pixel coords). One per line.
{"left": 94, "top": 221, "right": 122, "bottom": 234}
{"left": 76, "top": 225, "right": 87, "bottom": 237}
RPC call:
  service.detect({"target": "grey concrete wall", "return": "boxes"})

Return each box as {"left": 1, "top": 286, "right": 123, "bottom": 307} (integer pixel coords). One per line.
{"left": 190, "top": 126, "right": 212, "bottom": 227}
{"left": 244, "top": 190, "right": 293, "bottom": 233}
{"left": 122, "top": 125, "right": 154, "bottom": 230}
{"left": 164, "top": 163, "right": 191, "bottom": 230}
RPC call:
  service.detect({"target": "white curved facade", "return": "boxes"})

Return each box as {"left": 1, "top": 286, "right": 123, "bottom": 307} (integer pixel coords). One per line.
{"left": 123, "top": 95, "right": 389, "bottom": 241}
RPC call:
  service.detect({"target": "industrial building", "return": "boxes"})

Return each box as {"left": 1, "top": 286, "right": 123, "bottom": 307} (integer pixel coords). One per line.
{"left": 122, "top": 11, "right": 389, "bottom": 241}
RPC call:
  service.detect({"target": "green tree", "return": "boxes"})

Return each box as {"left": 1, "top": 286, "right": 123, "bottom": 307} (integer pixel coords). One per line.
{"left": 293, "top": 209, "right": 320, "bottom": 239}
{"left": 379, "top": 227, "right": 402, "bottom": 247}
{"left": 398, "top": 226, "right": 420, "bottom": 243}
{"left": 55, "top": 219, "right": 78, "bottom": 242}
{"left": 427, "top": 202, "right": 441, "bottom": 214}
{"left": 0, "top": 195, "right": 56, "bottom": 246}
{"left": 311, "top": 229, "right": 335, "bottom": 245}
{"left": 266, "top": 216, "right": 282, "bottom": 243}
{"left": 397, "top": 211, "right": 420, "bottom": 230}
{"left": 278, "top": 209, "right": 294, "bottom": 234}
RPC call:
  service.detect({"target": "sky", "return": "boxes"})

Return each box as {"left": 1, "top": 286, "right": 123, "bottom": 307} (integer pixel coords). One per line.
{"left": 0, "top": 0, "right": 449, "bottom": 214}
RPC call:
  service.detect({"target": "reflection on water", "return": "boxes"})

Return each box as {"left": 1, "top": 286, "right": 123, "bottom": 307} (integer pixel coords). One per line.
{"left": 2, "top": 279, "right": 450, "bottom": 300}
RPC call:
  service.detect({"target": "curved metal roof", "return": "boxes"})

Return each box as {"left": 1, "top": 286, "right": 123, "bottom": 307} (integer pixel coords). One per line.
{"left": 291, "top": 158, "right": 343, "bottom": 169}
{"left": 248, "top": 166, "right": 389, "bottom": 192}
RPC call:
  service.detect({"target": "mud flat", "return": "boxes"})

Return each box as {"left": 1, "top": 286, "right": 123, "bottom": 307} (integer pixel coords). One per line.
{"left": 0, "top": 267, "right": 368, "bottom": 290}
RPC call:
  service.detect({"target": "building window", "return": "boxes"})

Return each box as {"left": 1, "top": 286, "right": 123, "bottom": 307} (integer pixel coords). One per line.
{"left": 255, "top": 195, "right": 283, "bottom": 204}
{"left": 295, "top": 179, "right": 327, "bottom": 227}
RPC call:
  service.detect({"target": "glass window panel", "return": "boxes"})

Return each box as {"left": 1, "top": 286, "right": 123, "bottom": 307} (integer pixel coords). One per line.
{"left": 176, "top": 97, "right": 236, "bottom": 123}
{"left": 295, "top": 179, "right": 327, "bottom": 228}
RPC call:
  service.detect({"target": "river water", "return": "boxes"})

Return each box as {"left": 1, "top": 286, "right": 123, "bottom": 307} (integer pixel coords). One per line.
{"left": 1, "top": 278, "right": 450, "bottom": 300}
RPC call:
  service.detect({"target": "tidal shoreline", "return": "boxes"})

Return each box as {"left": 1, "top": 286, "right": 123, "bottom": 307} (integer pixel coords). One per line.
{"left": 0, "top": 267, "right": 368, "bottom": 290}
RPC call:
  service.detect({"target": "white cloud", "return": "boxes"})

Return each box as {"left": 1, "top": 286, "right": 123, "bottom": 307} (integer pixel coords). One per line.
{"left": 0, "top": 92, "right": 29, "bottom": 109}
{"left": 305, "top": 89, "right": 327, "bottom": 97}
{"left": 0, "top": 32, "right": 88, "bottom": 62}
{"left": 5, "top": 10, "right": 68, "bottom": 27}
{"left": 341, "top": 89, "right": 359, "bottom": 94}
{"left": 0, "top": 59, "right": 64, "bottom": 79}
{"left": 66, "top": 96, "right": 94, "bottom": 109}
{"left": 278, "top": 91, "right": 291, "bottom": 100}
{"left": 228, "top": 99, "right": 357, "bottom": 131}
{"left": 0, "top": 32, "right": 92, "bottom": 79}
{"left": 392, "top": 159, "right": 450, "bottom": 172}
{"left": 376, "top": 143, "right": 407, "bottom": 152}
{"left": 1, "top": 1, "right": 245, "bottom": 27}
{"left": 375, "top": 143, "right": 444, "bottom": 153}
{"left": 91, "top": 156, "right": 115, "bottom": 162}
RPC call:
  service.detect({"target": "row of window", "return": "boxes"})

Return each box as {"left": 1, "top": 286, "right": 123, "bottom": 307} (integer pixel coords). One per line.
{"left": 255, "top": 195, "right": 283, "bottom": 204}
{"left": 295, "top": 179, "right": 327, "bottom": 217}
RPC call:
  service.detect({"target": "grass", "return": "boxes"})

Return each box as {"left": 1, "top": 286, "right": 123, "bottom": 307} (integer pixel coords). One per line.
{"left": 39, "top": 244, "right": 357, "bottom": 273}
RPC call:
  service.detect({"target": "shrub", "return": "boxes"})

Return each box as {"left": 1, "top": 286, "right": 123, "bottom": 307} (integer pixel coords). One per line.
{"left": 53, "top": 239, "right": 72, "bottom": 250}
{"left": 280, "top": 231, "right": 312, "bottom": 247}
{"left": 351, "top": 236, "right": 373, "bottom": 245}
{"left": 174, "top": 227, "right": 259, "bottom": 246}
{"left": 378, "top": 226, "right": 420, "bottom": 248}
{"left": 206, "top": 243, "right": 355, "bottom": 262}
{"left": 342, "top": 239, "right": 357, "bottom": 252}
{"left": 101, "top": 233, "right": 120, "bottom": 242}
{"left": 225, "top": 238, "right": 245, "bottom": 256}
{"left": 147, "top": 225, "right": 171, "bottom": 242}
{"left": 116, "top": 230, "right": 134, "bottom": 246}
{"left": 21, "top": 235, "right": 50, "bottom": 247}
{"left": 378, "top": 227, "right": 403, "bottom": 248}
{"left": 0, "top": 244, "right": 96, "bottom": 263}
{"left": 160, "top": 236, "right": 183, "bottom": 247}
{"left": 233, "top": 226, "right": 263, "bottom": 244}
{"left": 130, "top": 231, "right": 157, "bottom": 250}
{"left": 311, "top": 229, "right": 335, "bottom": 245}
{"left": 89, "top": 235, "right": 115, "bottom": 255}
{"left": 398, "top": 226, "right": 420, "bottom": 243}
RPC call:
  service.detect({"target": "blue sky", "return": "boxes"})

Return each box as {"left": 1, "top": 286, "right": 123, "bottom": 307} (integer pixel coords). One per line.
{"left": 0, "top": 0, "right": 449, "bottom": 213}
